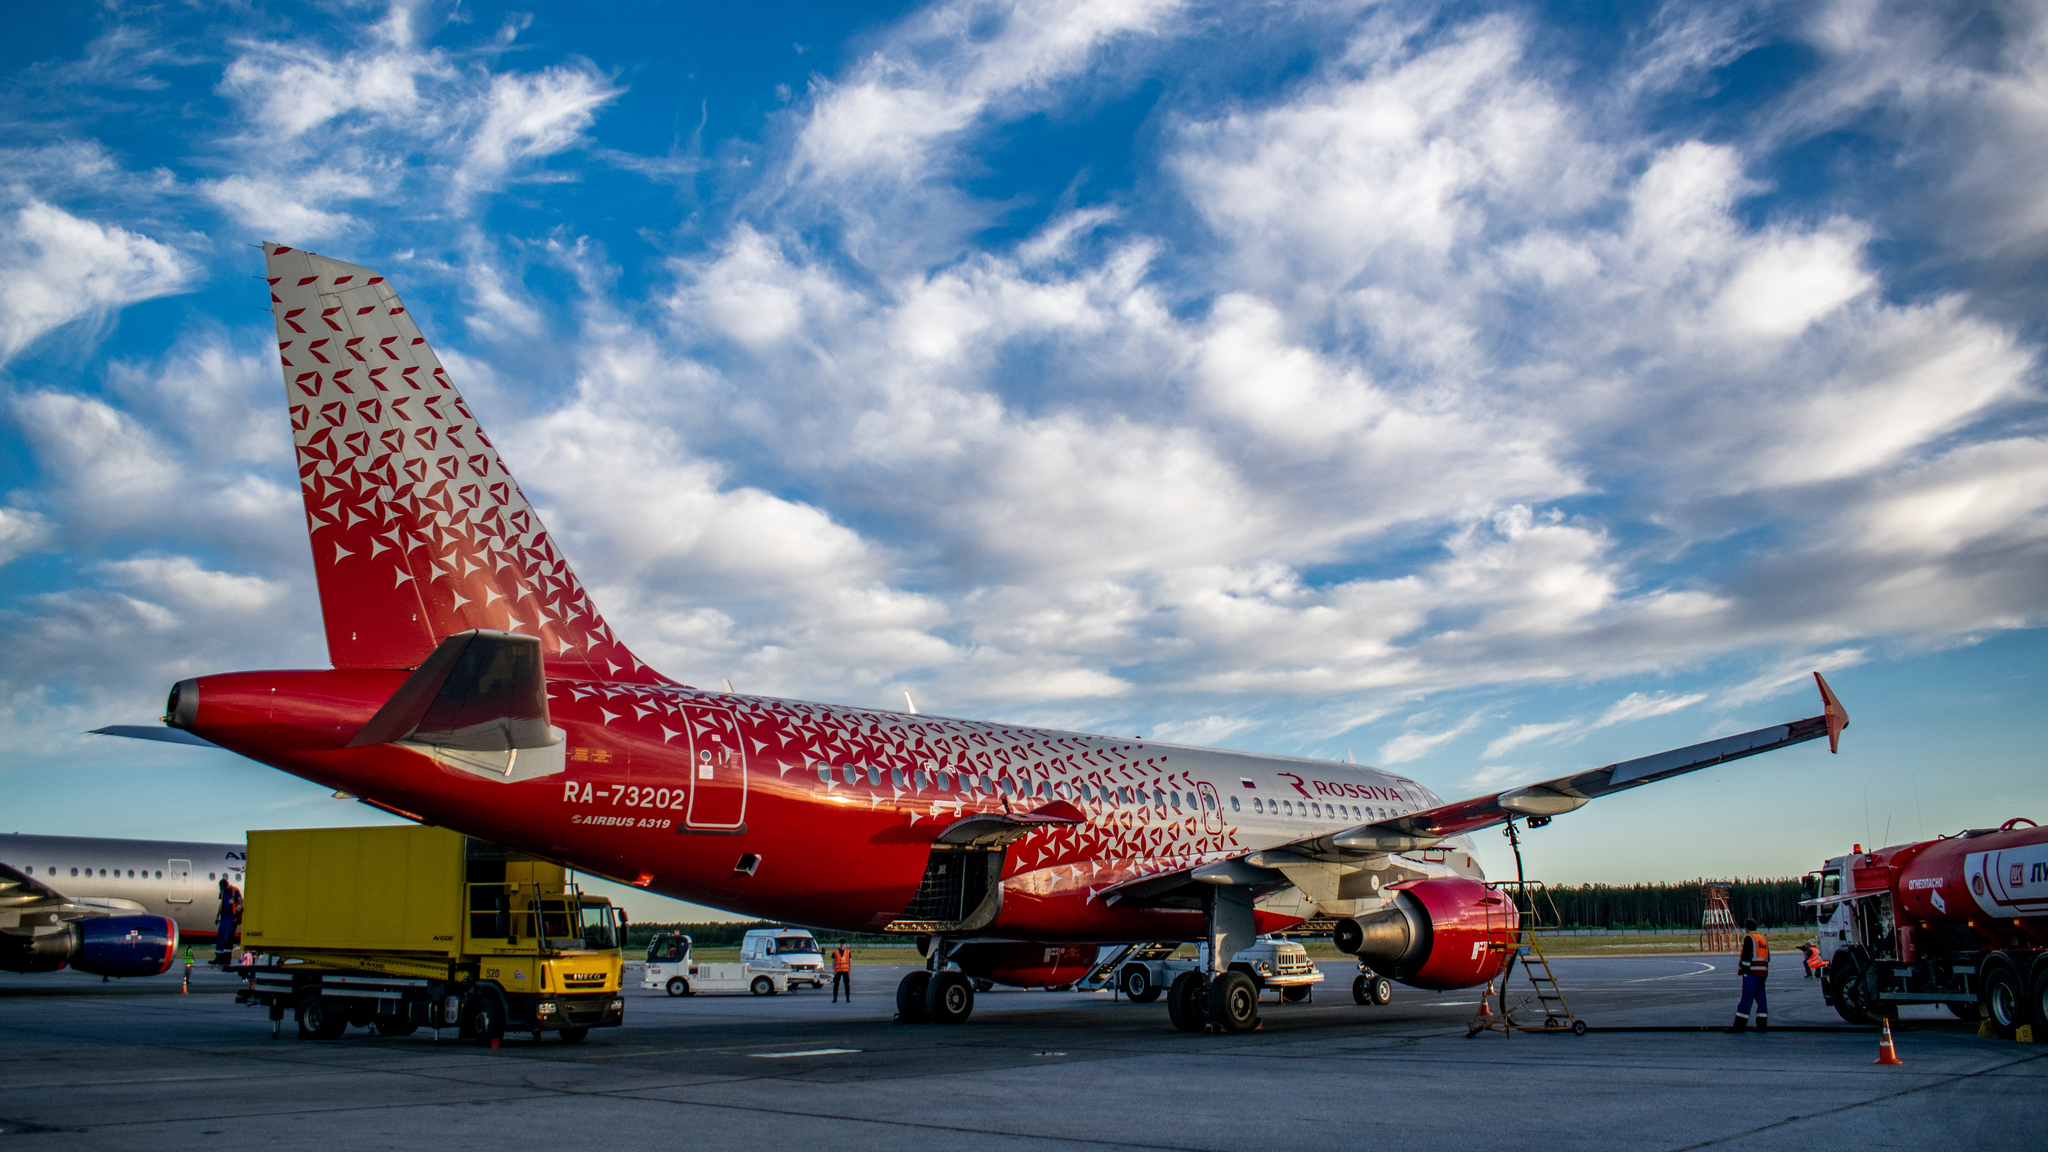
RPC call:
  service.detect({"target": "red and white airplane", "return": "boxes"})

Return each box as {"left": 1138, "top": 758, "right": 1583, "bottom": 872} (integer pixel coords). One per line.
{"left": 142, "top": 243, "right": 1850, "bottom": 1031}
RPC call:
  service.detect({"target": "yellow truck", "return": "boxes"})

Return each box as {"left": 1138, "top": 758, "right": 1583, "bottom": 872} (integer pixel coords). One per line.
{"left": 234, "top": 825, "right": 624, "bottom": 1043}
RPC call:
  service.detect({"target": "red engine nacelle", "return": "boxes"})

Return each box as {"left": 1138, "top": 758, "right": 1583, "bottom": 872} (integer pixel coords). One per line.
{"left": 950, "top": 941, "right": 1098, "bottom": 988}
{"left": 1334, "top": 876, "right": 1516, "bottom": 991}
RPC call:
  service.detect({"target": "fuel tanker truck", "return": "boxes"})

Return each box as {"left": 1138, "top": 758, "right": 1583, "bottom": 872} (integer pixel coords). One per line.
{"left": 1806, "top": 817, "right": 2048, "bottom": 1036}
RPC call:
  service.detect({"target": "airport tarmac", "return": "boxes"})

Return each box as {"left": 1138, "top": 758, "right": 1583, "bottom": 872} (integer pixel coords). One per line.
{"left": 2, "top": 955, "right": 2040, "bottom": 1149}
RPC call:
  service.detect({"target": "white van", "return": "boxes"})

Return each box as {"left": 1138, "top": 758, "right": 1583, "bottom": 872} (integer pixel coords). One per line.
{"left": 642, "top": 929, "right": 826, "bottom": 996}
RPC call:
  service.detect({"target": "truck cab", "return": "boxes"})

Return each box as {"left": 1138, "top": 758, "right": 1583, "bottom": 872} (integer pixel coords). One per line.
{"left": 739, "top": 928, "right": 826, "bottom": 989}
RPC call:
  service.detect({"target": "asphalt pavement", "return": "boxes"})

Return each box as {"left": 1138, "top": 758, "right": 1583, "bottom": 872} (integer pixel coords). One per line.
{"left": 2, "top": 956, "right": 2040, "bottom": 1149}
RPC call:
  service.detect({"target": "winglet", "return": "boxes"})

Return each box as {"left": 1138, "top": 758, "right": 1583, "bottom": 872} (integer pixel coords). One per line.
{"left": 1814, "top": 671, "right": 1849, "bottom": 754}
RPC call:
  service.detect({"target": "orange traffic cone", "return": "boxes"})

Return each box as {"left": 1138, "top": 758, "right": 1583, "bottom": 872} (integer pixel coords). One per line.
{"left": 1873, "top": 1019, "right": 1903, "bottom": 1065}
{"left": 1476, "top": 999, "right": 1493, "bottom": 1017}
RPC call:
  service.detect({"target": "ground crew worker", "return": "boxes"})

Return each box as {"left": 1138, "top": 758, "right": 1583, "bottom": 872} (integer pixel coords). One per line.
{"left": 1799, "top": 941, "right": 1823, "bottom": 979}
{"left": 831, "top": 941, "right": 852, "bottom": 1002}
{"left": 1732, "top": 918, "right": 1769, "bottom": 1032}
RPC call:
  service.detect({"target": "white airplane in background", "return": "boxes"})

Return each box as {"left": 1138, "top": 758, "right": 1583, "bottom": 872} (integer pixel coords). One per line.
{"left": 0, "top": 834, "right": 245, "bottom": 978}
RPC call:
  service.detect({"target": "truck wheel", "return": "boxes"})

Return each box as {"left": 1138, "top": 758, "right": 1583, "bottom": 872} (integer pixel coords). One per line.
{"left": 299, "top": 996, "right": 347, "bottom": 1040}
{"left": 750, "top": 976, "right": 775, "bottom": 996}
{"left": 666, "top": 977, "right": 690, "bottom": 997}
{"left": 926, "top": 971, "right": 975, "bottom": 1024}
{"left": 1981, "top": 955, "right": 2024, "bottom": 1038}
{"left": 896, "top": 970, "right": 931, "bottom": 1022}
{"left": 470, "top": 998, "right": 504, "bottom": 1047}
{"left": 1121, "top": 965, "right": 1160, "bottom": 1003}
{"left": 1165, "top": 971, "right": 1207, "bottom": 1033}
{"left": 1825, "top": 951, "right": 1879, "bottom": 1026}
{"left": 1370, "top": 976, "right": 1393, "bottom": 1005}
{"left": 374, "top": 1018, "right": 419, "bottom": 1036}
{"left": 558, "top": 1027, "right": 589, "bottom": 1043}
{"left": 1208, "top": 971, "right": 1260, "bottom": 1033}
{"left": 1281, "top": 984, "right": 1311, "bottom": 1003}
{"left": 2030, "top": 954, "right": 2048, "bottom": 1035}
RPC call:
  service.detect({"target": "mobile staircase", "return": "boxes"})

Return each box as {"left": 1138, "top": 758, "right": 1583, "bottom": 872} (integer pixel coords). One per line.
{"left": 1467, "top": 821, "right": 1585, "bottom": 1038}
{"left": 1078, "top": 942, "right": 1180, "bottom": 993}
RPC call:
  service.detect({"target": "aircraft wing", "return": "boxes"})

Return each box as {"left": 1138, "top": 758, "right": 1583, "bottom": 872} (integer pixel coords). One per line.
{"left": 1098, "top": 672, "right": 1848, "bottom": 907}
{"left": 0, "top": 861, "right": 142, "bottom": 925}
{"left": 1330, "top": 671, "right": 1848, "bottom": 852}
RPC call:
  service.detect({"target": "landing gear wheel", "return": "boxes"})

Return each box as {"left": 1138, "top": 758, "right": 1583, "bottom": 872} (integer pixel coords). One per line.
{"left": 1121, "top": 965, "right": 1160, "bottom": 1003}
{"left": 558, "top": 1027, "right": 589, "bottom": 1043}
{"left": 469, "top": 998, "right": 503, "bottom": 1047}
{"left": 298, "top": 996, "right": 347, "bottom": 1040}
{"left": 895, "top": 970, "right": 931, "bottom": 1022}
{"left": 1208, "top": 971, "right": 1260, "bottom": 1033}
{"left": 1981, "top": 954, "right": 2024, "bottom": 1039}
{"left": 1166, "top": 971, "right": 1207, "bottom": 1033}
{"left": 926, "top": 970, "right": 974, "bottom": 1024}
{"left": 1281, "top": 984, "right": 1311, "bottom": 1003}
{"left": 750, "top": 976, "right": 776, "bottom": 996}
{"left": 373, "top": 1017, "right": 418, "bottom": 1036}
{"left": 666, "top": 977, "right": 690, "bottom": 997}
{"left": 1353, "top": 973, "right": 1372, "bottom": 1005}
{"left": 1369, "top": 976, "right": 1392, "bottom": 1005}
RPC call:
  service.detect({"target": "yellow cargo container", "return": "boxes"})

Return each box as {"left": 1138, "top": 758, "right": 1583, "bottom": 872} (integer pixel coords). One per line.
{"left": 235, "top": 825, "right": 624, "bottom": 1043}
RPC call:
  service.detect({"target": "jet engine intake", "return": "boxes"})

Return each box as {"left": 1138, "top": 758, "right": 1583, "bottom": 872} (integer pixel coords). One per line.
{"left": 1334, "top": 876, "right": 1514, "bottom": 991}
{"left": 74, "top": 915, "right": 179, "bottom": 978}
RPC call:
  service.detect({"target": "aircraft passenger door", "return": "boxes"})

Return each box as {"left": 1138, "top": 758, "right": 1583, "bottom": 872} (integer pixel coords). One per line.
{"left": 167, "top": 859, "right": 192, "bottom": 904}
{"left": 1196, "top": 782, "right": 1223, "bottom": 834}
{"left": 682, "top": 703, "right": 748, "bottom": 832}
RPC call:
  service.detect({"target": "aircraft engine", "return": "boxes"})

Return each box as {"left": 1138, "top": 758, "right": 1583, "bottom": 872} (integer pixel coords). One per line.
{"left": 949, "top": 941, "right": 1097, "bottom": 988}
{"left": 1333, "top": 876, "right": 1515, "bottom": 991}
{"left": 73, "top": 915, "right": 180, "bottom": 978}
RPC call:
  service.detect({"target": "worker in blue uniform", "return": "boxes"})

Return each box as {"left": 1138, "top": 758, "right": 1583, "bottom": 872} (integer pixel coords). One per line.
{"left": 1731, "top": 918, "right": 1769, "bottom": 1032}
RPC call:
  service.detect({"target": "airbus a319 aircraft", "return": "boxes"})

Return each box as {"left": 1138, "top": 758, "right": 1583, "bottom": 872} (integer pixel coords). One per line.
{"left": 126, "top": 244, "right": 1850, "bottom": 1032}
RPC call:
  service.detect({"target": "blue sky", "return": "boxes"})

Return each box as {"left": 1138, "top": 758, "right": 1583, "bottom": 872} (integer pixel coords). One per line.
{"left": 2, "top": 1, "right": 2042, "bottom": 923}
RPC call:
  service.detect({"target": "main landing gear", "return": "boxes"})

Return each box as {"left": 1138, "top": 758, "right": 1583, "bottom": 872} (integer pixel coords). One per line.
{"left": 896, "top": 941, "right": 977, "bottom": 1025}
{"left": 1164, "top": 885, "right": 1266, "bottom": 1034}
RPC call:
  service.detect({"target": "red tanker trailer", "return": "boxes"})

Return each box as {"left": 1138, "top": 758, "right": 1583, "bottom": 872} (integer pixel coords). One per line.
{"left": 1806, "top": 817, "right": 2048, "bottom": 1035}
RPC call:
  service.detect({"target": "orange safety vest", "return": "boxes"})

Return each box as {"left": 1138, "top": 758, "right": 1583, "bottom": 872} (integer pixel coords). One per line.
{"left": 1744, "top": 932, "right": 1769, "bottom": 974}
{"left": 833, "top": 948, "right": 851, "bottom": 973}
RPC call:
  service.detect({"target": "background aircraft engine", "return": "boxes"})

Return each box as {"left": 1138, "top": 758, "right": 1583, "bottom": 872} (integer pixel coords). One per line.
{"left": 0, "top": 915, "right": 178, "bottom": 977}
{"left": 1334, "top": 876, "right": 1515, "bottom": 991}
{"left": 73, "top": 916, "right": 179, "bottom": 978}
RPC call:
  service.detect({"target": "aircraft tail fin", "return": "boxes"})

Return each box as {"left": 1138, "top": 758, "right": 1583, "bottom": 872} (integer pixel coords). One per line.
{"left": 264, "top": 243, "right": 662, "bottom": 683}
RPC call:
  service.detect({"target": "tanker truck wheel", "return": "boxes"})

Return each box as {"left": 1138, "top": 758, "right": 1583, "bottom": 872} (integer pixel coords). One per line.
{"left": 1824, "top": 951, "right": 1879, "bottom": 1026}
{"left": 1980, "top": 954, "right": 2025, "bottom": 1039}
{"left": 1121, "top": 965, "right": 1160, "bottom": 1003}
{"left": 2030, "top": 953, "right": 2048, "bottom": 1035}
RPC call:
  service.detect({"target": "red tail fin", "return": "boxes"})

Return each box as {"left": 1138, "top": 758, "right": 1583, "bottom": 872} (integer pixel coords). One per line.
{"left": 264, "top": 243, "right": 663, "bottom": 683}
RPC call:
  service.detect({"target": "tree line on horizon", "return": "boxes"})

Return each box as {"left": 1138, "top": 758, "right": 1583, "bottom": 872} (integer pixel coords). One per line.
{"left": 622, "top": 878, "right": 1811, "bottom": 950}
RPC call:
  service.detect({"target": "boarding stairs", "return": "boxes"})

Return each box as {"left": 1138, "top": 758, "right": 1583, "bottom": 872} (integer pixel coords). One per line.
{"left": 1467, "top": 879, "right": 1585, "bottom": 1037}
{"left": 1078, "top": 942, "right": 1180, "bottom": 992}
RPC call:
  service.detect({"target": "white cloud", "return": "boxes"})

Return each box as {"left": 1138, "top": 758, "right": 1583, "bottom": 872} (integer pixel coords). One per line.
{"left": 457, "top": 66, "right": 621, "bottom": 194}
{"left": 0, "top": 201, "right": 192, "bottom": 363}
{"left": 1150, "top": 714, "right": 1258, "bottom": 746}
{"left": 1593, "top": 691, "right": 1707, "bottom": 728}
{"left": 1379, "top": 711, "right": 1484, "bottom": 764}
{"left": 1483, "top": 720, "right": 1574, "bottom": 760}
{"left": 0, "top": 507, "right": 54, "bottom": 566}
{"left": 202, "top": 170, "right": 373, "bottom": 242}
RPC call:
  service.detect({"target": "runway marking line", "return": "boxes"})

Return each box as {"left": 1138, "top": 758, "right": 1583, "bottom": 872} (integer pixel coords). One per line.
{"left": 750, "top": 1048, "right": 861, "bottom": 1059}
{"left": 1627, "top": 962, "right": 1717, "bottom": 983}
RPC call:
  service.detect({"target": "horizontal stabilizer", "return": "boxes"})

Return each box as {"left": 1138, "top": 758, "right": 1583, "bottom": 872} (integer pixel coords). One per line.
{"left": 348, "top": 630, "right": 558, "bottom": 751}
{"left": 89, "top": 725, "right": 219, "bottom": 748}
